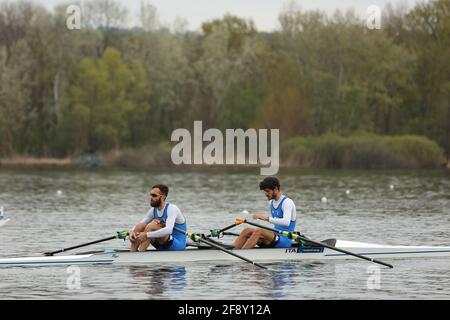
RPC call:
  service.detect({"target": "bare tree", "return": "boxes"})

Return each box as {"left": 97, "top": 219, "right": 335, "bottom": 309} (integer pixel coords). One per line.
{"left": 83, "top": 0, "right": 128, "bottom": 29}
{"left": 0, "top": 1, "right": 35, "bottom": 64}
{"left": 139, "top": 0, "right": 160, "bottom": 31}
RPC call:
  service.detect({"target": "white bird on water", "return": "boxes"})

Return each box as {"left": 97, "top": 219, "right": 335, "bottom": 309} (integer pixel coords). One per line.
{"left": 0, "top": 206, "right": 10, "bottom": 227}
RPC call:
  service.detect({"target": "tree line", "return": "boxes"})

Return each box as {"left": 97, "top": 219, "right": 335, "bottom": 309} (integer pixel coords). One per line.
{"left": 0, "top": 0, "right": 449, "bottom": 161}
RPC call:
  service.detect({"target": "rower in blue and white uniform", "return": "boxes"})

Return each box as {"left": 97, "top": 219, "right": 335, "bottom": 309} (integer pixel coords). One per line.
{"left": 130, "top": 184, "right": 187, "bottom": 251}
{"left": 234, "top": 177, "right": 297, "bottom": 249}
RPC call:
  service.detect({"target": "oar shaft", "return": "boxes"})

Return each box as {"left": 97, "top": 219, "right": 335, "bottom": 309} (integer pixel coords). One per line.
{"left": 46, "top": 236, "right": 116, "bottom": 256}
{"left": 201, "top": 237, "right": 267, "bottom": 269}
{"left": 44, "top": 231, "right": 129, "bottom": 256}
{"left": 207, "top": 223, "right": 238, "bottom": 238}
{"left": 174, "top": 226, "right": 267, "bottom": 269}
{"left": 243, "top": 220, "right": 393, "bottom": 269}
{"left": 218, "top": 223, "right": 238, "bottom": 233}
{"left": 222, "top": 232, "right": 240, "bottom": 237}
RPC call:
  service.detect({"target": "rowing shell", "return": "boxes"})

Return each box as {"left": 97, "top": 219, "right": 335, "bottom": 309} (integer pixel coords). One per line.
{"left": 1, "top": 240, "right": 450, "bottom": 267}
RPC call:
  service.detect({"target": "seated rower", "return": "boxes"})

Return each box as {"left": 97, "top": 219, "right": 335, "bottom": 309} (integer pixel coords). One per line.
{"left": 234, "top": 177, "right": 297, "bottom": 249}
{"left": 130, "top": 184, "right": 187, "bottom": 252}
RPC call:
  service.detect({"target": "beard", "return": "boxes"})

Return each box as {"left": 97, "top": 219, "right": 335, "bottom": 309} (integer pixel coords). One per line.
{"left": 266, "top": 193, "right": 277, "bottom": 200}
{"left": 150, "top": 199, "right": 161, "bottom": 208}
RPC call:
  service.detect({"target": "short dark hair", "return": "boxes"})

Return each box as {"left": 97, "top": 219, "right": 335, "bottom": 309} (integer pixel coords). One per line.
{"left": 152, "top": 184, "right": 169, "bottom": 197}
{"left": 259, "top": 177, "right": 280, "bottom": 191}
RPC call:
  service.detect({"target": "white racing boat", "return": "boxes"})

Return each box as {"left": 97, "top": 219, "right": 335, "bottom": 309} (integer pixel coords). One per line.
{"left": 1, "top": 239, "right": 450, "bottom": 267}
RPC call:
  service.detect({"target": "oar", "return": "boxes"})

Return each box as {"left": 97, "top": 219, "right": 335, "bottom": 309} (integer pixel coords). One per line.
{"left": 207, "top": 209, "right": 253, "bottom": 238}
{"left": 44, "top": 231, "right": 129, "bottom": 256}
{"left": 236, "top": 218, "right": 394, "bottom": 269}
{"left": 173, "top": 226, "right": 267, "bottom": 269}
{"left": 207, "top": 222, "right": 239, "bottom": 238}
{"left": 222, "top": 231, "right": 240, "bottom": 237}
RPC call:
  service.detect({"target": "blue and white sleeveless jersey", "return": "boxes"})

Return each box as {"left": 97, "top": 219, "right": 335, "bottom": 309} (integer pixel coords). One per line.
{"left": 268, "top": 195, "right": 296, "bottom": 232}
{"left": 140, "top": 203, "right": 187, "bottom": 240}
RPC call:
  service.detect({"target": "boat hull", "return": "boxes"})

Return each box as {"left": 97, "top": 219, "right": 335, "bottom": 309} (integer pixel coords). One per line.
{"left": 1, "top": 240, "right": 450, "bottom": 267}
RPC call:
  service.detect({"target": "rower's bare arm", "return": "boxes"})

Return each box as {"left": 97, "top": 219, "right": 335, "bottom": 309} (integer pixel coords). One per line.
{"left": 251, "top": 213, "right": 269, "bottom": 221}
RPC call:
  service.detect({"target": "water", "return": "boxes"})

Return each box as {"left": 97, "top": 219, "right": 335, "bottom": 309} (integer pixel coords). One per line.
{"left": 0, "top": 169, "right": 449, "bottom": 299}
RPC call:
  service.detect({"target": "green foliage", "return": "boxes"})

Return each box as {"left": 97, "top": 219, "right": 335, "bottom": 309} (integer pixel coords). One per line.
{"left": 0, "top": 0, "right": 448, "bottom": 165}
{"left": 202, "top": 14, "right": 257, "bottom": 51}
{"left": 218, "top": 83, "right": 263, "bottom": 129}
{"left": 282, "top": 133, "right": 445, "bottom": 169}
{"left": 61, "top": 48, "right": 150, "bottom": 152}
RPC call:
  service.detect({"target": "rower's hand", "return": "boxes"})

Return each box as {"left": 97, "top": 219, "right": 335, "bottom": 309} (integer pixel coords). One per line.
{"left": 252, "top": 214, "right": 269, "bottom": 221}
{"left": 137, "top": 232, "right": 148, "bottom": 242}
{"left": 129, "top": 231, "right": 138, "bottom": 242}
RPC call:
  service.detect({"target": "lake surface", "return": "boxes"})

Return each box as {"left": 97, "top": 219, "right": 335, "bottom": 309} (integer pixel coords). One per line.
{"left": 0, "top": 168, "right": 449, "bottom": 299}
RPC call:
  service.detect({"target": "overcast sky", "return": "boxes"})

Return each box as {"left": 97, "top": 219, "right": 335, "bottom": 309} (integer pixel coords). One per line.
{"left": 30, "top": 0, "right": 425, "bottom": 31}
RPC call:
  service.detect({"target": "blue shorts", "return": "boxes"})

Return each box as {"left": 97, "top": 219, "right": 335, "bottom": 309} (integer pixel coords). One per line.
{"left": 153, "top": 236, "right": 186, "bottom": 251}
{"left": 258, "top": 233, "right": 293, "bottom": 248}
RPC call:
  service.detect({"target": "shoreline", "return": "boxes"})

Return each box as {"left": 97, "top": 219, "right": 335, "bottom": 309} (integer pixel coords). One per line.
{"left": 1, "top": 155, "right": 448, "bottom": 171}
{"left": 0, "top": 157, "right": 74, "bottom": 168}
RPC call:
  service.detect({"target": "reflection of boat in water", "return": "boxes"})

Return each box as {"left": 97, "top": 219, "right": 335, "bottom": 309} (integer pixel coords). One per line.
{"left": 0, "top": 207, "right": 10, "bottom": 227}
{"left": 128, "top": 265, "right": 187, "bottom": 297}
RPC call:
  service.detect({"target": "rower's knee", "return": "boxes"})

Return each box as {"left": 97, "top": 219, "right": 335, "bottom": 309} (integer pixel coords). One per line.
{"left": 253, "top": 228, "right": 266, "bottom": 239}
{"left": 144, "top": 223, "right": 160, "bottom": 232}
{"left": 241, "top": 228, "right": 254, "bottom": 237}
{"left": 253, "top": 228, "right": 263, "bottom": 236}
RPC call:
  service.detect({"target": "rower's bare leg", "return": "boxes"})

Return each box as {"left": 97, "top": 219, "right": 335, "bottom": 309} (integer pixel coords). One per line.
{"left": 131, "top": 224, "right": 146, "bottom": 252}
{"left": 242, "top": 228, "right": 276, "bottom": 249}
{"left": 234, "top": 228, "right": 255, "bottom": 249}
{"left": 138, "top": 223, "right": 163, "bottom": 252}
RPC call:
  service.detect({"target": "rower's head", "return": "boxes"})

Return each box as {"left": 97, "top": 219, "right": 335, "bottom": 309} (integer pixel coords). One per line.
{"left": 259, "top": 177, "right": 281, "bottom": 200}
{"left": 149, "top": 184, "right": 169, "bottom": 208}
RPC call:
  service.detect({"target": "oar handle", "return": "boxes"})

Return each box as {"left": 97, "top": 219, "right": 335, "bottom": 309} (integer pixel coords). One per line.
{"left": 237, "top": 218, "right": 394, "bottom": 269}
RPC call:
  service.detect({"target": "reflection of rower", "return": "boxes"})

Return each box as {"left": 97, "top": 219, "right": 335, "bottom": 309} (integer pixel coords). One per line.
{"left": 0, "top": 206, "right": 10, "bottom": 227}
